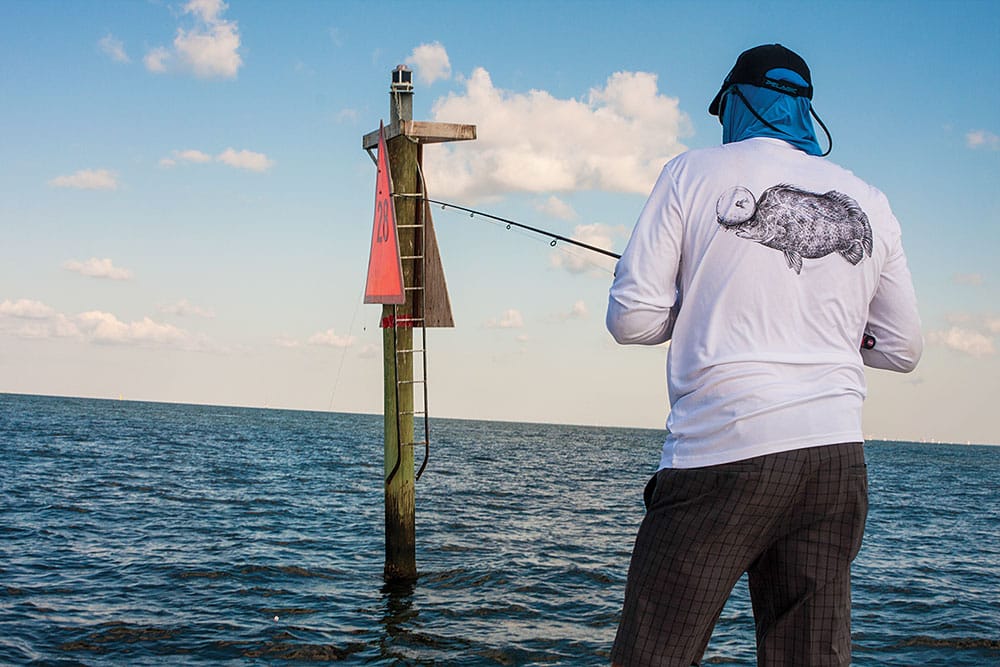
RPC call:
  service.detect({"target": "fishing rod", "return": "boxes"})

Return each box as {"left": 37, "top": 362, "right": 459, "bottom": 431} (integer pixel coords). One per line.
{"left": 394, "top": 194, "right": 622, "bottom": 260}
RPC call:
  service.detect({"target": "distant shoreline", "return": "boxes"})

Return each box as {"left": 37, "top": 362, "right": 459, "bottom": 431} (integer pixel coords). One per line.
{"left": 3, "top": 391, "right": 997, "bottom": 447}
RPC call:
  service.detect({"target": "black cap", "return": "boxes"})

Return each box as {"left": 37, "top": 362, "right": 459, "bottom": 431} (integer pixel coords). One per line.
{"left": 708, "top": 44, "right": 812, "bottom": 116}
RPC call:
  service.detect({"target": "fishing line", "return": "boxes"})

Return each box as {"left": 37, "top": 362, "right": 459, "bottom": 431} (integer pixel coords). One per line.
{"left": 550, "top": 242, "right": 617, "bottom": 276}
{"left": 474, "top": 213, "right": 616, "bottom": 276}
{"left": 327, "top": 278, "right": 365, "bottom": 413}
{"left": 394, "top": 195, "right": 622, "bottom": 261}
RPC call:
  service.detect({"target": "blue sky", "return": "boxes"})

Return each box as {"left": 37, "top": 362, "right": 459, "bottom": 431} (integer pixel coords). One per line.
{"left": 1, "top": 0, "right": 998, "bottom": 445}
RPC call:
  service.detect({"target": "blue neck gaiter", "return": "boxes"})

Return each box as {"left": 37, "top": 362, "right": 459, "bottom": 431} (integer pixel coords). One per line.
{"left": 721, "top": 68, "right": 822, "bottom": 156}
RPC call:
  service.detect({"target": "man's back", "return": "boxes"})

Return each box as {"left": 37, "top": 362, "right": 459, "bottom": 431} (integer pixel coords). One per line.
{"left": 609, "top": 136, "right": 921, "bottom": 467}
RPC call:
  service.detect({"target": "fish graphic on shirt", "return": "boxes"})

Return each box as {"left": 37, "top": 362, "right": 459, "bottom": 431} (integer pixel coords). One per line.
{"left": 715, "top": 184, "right": 873, "bottom": 274}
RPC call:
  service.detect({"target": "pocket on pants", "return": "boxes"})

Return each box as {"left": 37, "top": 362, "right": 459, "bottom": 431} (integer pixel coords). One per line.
{"left": 847, "top": 463, "right": 869, "bottom": 560}
{"left": 643, "top": 462, "right": 759, "bottom": 514}
{"left": 642, "top": 473, "right": 658, "bottom": 511}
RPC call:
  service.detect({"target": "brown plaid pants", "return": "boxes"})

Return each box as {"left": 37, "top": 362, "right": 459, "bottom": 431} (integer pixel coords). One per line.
{"left": 611, "top": 442, "right": 868, "bottom": 667}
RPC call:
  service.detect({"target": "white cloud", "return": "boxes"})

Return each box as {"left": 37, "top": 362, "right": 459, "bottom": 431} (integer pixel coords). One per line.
{"left": 147, "top": 0, "right": 242, "bottom": 79}
{"left": 536, "top": 195, "right": 577, "bottom": 221}
{"left": 0, "top": 300, "right": 204, "bottom": 349}
{"left": 217, "top": 148, "right": 274, "bottom": 172}
{"left": 160, "top": 149, "right": 213, "bottom": 167}
{"left": 336, "top": 108, "right": 360, "bottom": 123}
{"left": 944, "top": 313, "right": 1000, "bottom": 335}
{"left": 0, "top": 299, "right": 56, "bottom": 319}
{"left": 966, "top": 130, "right": 1000, "bottom": 151}
{"left": 486, "top": 308, "right": 524, "bottom": 329}
{"left": 145, "top": 47, "right": 171, "bottom": 73}
{"left": 175, "top": 16, "right": 241, "bottom": 78}
{"left": 159, "top": 299, "right": 214, "bottom": 318}
{"left": 76, "top": 311, "right": 192, "bottom": 347}
{"left": 273, "top": 336, "right": 301, "bottom": 349}
{"left": 953, "top": 273, "right": 984, "bottom": 286}
{"left": 558, "top": 300, "right": 589, "bottom": 321}
{"left": 0, "top": 300, "right": 78, "bottom": 339}
{"left": 423, "top": 67, "right": 689, "bottom": 200}
{"left": 63, "top": 258, "right": 133, "bottom": 281}
{"left": 159, "top": 147, "right": 272, "bottom": 172}
{"left": 178, "top": 149, "right": 214, "bottom": 163}
{"left": 359, "top": 343, "right": 380, "bottom": 359}
{"left": 549, "top": 223, "right": 621, "bottom": 274}
{"left": 308, "top": 329, "right": 356, "bottom": 347}
{"left": 405, "top": 42, "right": 451, "bottom": 85}
{"left": 185, "top": 0, "right": 226, "bottom": 22}
{"left": 99, "top": 34, "right": 130, "bottom": 63}
{"left": 49, "top": 169, "right": 118, "bottom": 191}
{"left": 928, "top": 326, "right": 995, "bottom": 357}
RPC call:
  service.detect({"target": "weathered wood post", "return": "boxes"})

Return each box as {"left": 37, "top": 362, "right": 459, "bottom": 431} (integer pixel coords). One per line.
{"left": 383, "top": 66, "right": 418, "bottom": 581}
{"left": 362, "top": 65, "right": 475, "bottom": 582}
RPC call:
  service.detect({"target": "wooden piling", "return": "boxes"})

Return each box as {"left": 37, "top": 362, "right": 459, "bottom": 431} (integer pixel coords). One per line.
{"left": 383, "top": 88, "right": 419, "bottom": 582}
{"left": 363, "top": 65, "right": 475, "bottom": 583}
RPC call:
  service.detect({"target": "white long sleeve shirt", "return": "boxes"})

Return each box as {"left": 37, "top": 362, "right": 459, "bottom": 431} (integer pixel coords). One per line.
{"left": 608, "top": 138, "right": 922, "bottom": 468}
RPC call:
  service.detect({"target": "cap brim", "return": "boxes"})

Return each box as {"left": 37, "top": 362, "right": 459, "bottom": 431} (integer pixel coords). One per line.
{"left": 708, "top": 86, "right": 725, "bottom": 116}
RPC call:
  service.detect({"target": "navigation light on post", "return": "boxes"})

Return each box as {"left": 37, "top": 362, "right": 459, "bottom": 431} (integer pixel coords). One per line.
{"left": 391, "top": 65, "right": 413, "bottom": 93}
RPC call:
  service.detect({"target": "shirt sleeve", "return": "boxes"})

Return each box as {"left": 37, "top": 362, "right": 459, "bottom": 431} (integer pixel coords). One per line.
{"left": 606, "top": 166, "right": 683, "bottom": 346}
{"left": 862, "top": 226, "right": 923, "bottom": 372}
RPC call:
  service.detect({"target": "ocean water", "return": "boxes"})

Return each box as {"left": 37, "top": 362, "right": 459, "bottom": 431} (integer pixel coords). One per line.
{"left": 1, "top": 393, "right": 997, "bottom": 666}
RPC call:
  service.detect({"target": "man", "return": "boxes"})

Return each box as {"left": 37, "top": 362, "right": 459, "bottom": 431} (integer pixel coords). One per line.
{"left": 606, "top": 44, "right": 922, "bottom": 666}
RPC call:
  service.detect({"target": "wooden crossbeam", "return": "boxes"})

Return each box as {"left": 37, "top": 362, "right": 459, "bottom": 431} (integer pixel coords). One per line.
{"left": 362, "top": 120, "right": 477, "bottom": 149}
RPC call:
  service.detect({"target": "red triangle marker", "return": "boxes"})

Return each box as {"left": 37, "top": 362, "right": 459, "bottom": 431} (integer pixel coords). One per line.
{"left": 364, "top": 122, "right": 405, "bottom": 305}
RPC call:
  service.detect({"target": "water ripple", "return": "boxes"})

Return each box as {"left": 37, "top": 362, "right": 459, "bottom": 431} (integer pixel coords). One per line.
{"left": 1, "top": 394, "right": 997, "bottom": 665}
